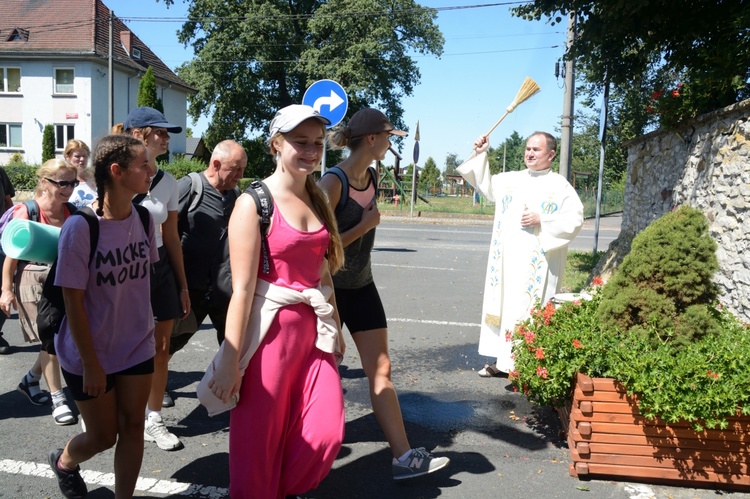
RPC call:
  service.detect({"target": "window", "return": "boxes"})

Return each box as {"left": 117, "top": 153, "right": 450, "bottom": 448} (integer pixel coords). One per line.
{"left": 55, "top": 125, "right": 75, "bottom": 149}
{"left": 132, "top": 47, "right": 142, "bottom": 59}
{"left": 1, "top": 67, "right": 21, "bottom": 93}
{"left": 6, "top": 28, "right": 29, "bottom": 42}
{"left": 0, "top": 124, "right": 22, "bottom": 148}
{"left": 54, "top": 68, "right": 75, "bottom": 94}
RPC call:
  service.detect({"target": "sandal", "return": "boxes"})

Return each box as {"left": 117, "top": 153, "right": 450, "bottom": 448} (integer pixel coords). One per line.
{"left": 478, "top": 363, "right": 505, "bottom": 378}
{"left": 52, "top": 401, "right": 77, "bottom": 426}
{"left": 17, "top": 377, "right": 50, "bottom": 406}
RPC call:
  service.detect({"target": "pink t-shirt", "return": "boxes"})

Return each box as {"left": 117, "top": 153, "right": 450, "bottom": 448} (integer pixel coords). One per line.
{"left": 54, "top": 208, "right": 158, "bottom": 375}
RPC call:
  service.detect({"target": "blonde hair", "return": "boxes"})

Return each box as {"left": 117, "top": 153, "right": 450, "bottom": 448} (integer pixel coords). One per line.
{"left": 268, "top": 131, "right": 344, "bottom": 274}
{"left": 63, "top": 139, "right": 90, "bottom": 158}
{"left": 36, "top": 159, "right": 78, "bottom": 197}
{"left": 112, "top": 123, "right": 156, "bottom": 147}
{"left": 327, "top": 126, "right": 365, "bottom": 151}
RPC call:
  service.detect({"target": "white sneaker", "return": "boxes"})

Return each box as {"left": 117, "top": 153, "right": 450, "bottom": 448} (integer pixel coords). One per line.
{"left": 144, "top": 413, "right": 182, "bottom": 451}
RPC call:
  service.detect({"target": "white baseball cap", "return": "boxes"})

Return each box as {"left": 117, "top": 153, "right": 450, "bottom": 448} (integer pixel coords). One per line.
{"left": 269, "top": 104, "right": 331, "bottom": 137}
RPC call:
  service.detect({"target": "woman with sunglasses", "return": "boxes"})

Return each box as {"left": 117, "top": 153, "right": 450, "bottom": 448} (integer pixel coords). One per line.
{"left": 113, "top": 107, "right": 190, "bottom": 451}
{"left": 0, "top": 158, "right": 80, "bottom": 426}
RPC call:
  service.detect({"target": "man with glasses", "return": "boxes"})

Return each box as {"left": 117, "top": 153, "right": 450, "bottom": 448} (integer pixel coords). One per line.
{"left": 169, "top": 140, "right": 247, "bottom": 359}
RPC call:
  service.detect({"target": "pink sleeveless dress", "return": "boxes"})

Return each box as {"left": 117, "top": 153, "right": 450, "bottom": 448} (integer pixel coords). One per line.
{"left": 229, "top": 203, "right": 344, "bottom": 499}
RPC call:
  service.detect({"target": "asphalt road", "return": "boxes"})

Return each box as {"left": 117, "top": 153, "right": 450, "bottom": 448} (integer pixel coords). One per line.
{"left": 1, "top": 217, "right": 748, "bottom": 498}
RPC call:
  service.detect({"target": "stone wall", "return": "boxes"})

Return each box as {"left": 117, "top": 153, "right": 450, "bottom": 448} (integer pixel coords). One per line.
{"left": 594, "top": 99, "right": 750, "bottom": 322}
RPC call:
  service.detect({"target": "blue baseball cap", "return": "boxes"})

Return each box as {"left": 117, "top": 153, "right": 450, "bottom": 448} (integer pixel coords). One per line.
{"left": 124, "top": 107, "right": 182, "bottom": 133}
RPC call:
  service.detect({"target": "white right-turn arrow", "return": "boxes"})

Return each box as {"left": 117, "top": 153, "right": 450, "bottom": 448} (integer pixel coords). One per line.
{"left": 313, "top": 91, "right": 344, "bottom": 113}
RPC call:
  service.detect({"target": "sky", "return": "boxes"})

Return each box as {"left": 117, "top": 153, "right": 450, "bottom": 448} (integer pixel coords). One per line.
{"left": 105, "top": 0, "right": 569, "bottom": 170}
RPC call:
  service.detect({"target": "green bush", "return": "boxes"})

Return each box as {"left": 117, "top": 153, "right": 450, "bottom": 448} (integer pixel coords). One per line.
{"left": 597, "top": 206, "right": 720, "bottom": 348}
{"left": 7, "top": 153, "right": 24, "bottom": 166}
{"left": 3, "top": 164, "right": 38, "bottom": 190}
{"left": 511, "top": 288, "right": 750, "bottom": 430}
{"left": 158, "top": 157, "right": 207, "bottom": 180}
{"left": 511, "top": 206, "right": 749, "bottom": 430}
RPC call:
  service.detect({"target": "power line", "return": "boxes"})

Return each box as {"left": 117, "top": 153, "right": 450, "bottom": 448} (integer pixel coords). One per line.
{"left": 119, "top": 1, "right": 530, "bottom": 23}
{"left": 181, "top": 44, "right": 559, "bottom": 65}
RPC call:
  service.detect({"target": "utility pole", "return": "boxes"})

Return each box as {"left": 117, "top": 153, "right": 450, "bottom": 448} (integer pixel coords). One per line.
{"left": 558, "top": 11, "right": 576, "bottom": 182}
{"left": 108, "top": 9, "right": 114, "bottom": 131}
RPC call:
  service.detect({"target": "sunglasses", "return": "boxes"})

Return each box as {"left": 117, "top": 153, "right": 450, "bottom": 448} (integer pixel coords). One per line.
{"left": 45, "top": 178, "right": 80, "bottom": 188}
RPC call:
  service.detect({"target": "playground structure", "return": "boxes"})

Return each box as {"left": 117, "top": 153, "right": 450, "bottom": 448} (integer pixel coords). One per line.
{"left": 375, "top": 146, "right": 430, "bottom": 207}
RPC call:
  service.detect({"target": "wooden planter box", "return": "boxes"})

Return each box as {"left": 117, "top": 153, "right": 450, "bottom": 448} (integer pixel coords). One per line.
{"left": 557, "top": 373, "right": 750, "bottom": 491}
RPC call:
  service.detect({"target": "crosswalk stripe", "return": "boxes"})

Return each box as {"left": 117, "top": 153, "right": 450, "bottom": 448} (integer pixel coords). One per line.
{"left": 0, "top": 458, "right": 227, "bottom": 498}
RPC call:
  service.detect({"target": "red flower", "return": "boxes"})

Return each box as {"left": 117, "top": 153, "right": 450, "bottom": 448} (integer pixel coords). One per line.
{"left": 646, "top": 106, "right": 654, "bottom": 114}
{"left": 542, "top": 301, "right": 555, "bottom": 325}
{"left": 672, "top": 89, "right": 680, "bottom": 98}
{"left": 652, "top": 89, "right": 663, "bottom": 100}
{"left": 535, "top": 347, "right": 545, "bottom": 359}
{"left": 573, "top": 300, "right": 582, "bottom": 306}
{"left": 592, "top": 276, "right": 604, "bottom": 287}
{"left": 572, "top": 339, "right": 582, "bottom": 349}
{"left": 523, "top": 329, "right": 536, "bottom": 344}
{"left": 706, "top": 370, "right": 719, "bottom": 379}
{"left": 536, "top": 366, "right": 548, "bottom": 379}
{"left": 505, "top": 330, "right": 513, "bottom": 342}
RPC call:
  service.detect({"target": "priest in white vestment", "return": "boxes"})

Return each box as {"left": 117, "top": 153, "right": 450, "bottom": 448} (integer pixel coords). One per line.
{"left": 458, "top": 132, "right": 583, "bottom": 376}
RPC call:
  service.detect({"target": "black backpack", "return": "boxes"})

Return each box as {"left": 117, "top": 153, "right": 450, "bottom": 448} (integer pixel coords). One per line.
{"left": 37, "top": 205, "right": 151, "bottom": 339}
{"left": 209, "top": 181, "right": 273, "bottom": 305}
{"left": 322, "top": 165, "right": 378, "bottom": 214}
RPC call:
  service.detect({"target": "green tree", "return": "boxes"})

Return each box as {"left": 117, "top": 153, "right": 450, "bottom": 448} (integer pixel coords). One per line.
{"left": 160, "top": 0, "right": 444, "bottom": 148}
{"left": 444, "top": 153, "right": 461, "bottom": 175}
{"left": 138, "top": 67, "right": 169, "bottom": 161}
{"left": 488, "top": 131, "right": 525, "bottom": 175}
{"left": 418, "top": 157, "right": 440, "bottom": 194}
{"left": 185, "top": 127, "right": 193, "bottom": 138}
{"left": 514, "top": 1, "right": 750, "bottom": 129}
{"left": 42, "top": 124, "right": 55, "bottom": 162}
{"left": 137, "top": 67, "right": 162, "bottom": 111}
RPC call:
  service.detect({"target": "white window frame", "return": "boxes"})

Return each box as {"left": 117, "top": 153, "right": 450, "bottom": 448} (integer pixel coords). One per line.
{"left": 1, "top": 67, "right": 21, "bottom": 93}
{"left": 54, "top": 68, "right": 75, "bottom": 95}
{"left": 0, "top": 123, "right": 23, "bottom": 149}
{"left": 55, "top": 124, "right": 75, "bottom": 150}
{"left": 132, "top": 47, "right": 142, "bottom": 59}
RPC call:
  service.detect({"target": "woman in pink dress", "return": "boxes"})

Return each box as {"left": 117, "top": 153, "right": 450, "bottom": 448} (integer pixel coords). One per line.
{"left": 208, "top": 104, "right": 346, "bottom": 498}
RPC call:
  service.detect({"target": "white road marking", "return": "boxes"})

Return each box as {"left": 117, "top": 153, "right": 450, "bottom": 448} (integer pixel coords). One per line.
{"left": 389, "top": 317, "right": 480, "bottom": 328}
{"left": 0, "top": 458, "right": 227, "bottom": 498}
{"left": 374, "top": 263, "right": 461, "bottom": 271}
{"left": 624, "top": 483, "right": 656, "bottom": 498}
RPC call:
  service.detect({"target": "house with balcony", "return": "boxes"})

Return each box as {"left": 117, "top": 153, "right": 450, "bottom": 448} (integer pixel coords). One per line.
{"left": 0, "top": 0, "right": 194, "bottom": 165}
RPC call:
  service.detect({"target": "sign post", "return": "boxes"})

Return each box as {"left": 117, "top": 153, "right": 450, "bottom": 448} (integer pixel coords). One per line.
{"left": 303, "top": 79, "right": 348, "bottom": 173}
{"left": 410, "top": 121, "right": 420, "bottom": 218}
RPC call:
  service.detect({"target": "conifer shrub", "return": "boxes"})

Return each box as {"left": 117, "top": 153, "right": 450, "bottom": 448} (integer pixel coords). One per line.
{"left": 42, "top": 124, "right": 55, "bottom": 162}
{"left": 596, "top": 206, "right": 720, "bottom": 348}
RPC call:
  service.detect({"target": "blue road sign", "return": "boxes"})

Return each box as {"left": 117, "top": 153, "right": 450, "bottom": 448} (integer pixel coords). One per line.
{"left": 303, "top": 80, "right": 348, "bottom": 128}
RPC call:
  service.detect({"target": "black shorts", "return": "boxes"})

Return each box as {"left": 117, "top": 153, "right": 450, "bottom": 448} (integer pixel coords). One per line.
{"left": 334, "top": 281, "right": 387, "bottom": 334}
{"left": 151, "top": 246, "right": 181, "bottom": 322}
{"left": 61, "top": 357, "right": 154, "bottom": 401}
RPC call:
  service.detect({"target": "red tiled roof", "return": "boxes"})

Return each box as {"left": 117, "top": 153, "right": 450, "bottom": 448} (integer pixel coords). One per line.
{"left": 0, "top": 0, "right": 193, "bottom": 91}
